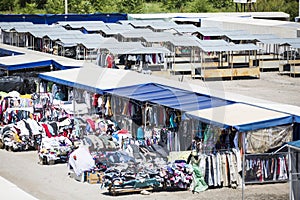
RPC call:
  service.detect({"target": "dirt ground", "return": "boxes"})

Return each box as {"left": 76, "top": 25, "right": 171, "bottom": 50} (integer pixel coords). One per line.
{"left": 0, "top": 71, "right": 298, "bottom": 200}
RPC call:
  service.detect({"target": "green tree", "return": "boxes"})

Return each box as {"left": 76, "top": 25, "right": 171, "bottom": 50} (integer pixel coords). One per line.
{"left": 162, "top": 0, "right": 189, "bottom": 12}
{"left": 32, "top": 0, "right": 47, "bottom": 9}
{"left": 17, "top": 2, "right": 42, "bottom": 14}
{"left": 210, "top": 0, "right": 234, "bottom": 10}
{"left": 256, "top": 0, "right": 285, "bottom": 12}
{"left": 184, "top": 0, "right": 215, "bottom": 13}
{"left": 0, "top": 0, "right": 14, "bottom": 11}
{"left": 67, "top": 0, "right": 91, "bottom": 13}
{"left": 90, "top": 0, "right": 119, "bottom": 13}
{"left": 17, "top": 0, "right": 30, "bottom": 8}
{"left": 116, "top": 0, "right": 144, "bottom": 14}
{"left": 45, "top": 0, "right": 64, "bottom": 14}
{"left": 283, "top": 1, "right": 299, "bottom": 21}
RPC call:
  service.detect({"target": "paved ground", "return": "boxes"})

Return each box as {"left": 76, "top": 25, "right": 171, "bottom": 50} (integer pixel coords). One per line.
{"left": 1, "top": 71, "right": 298, "bottom": 200}
{"left": 0, "top": 150, "right": 290, "bottom": 200}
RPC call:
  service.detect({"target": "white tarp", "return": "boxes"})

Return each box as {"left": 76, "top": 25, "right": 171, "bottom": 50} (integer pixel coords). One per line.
{"left": 186, "top": 103, "right": 293, "bottom": 132}
{"left": 68, "top": 146, "right": 95, "bottom": 176}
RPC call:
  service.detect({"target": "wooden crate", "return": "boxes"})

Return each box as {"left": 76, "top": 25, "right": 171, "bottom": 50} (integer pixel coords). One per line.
{"left": 86, "top": 172, "right": 103, "bottom": 184}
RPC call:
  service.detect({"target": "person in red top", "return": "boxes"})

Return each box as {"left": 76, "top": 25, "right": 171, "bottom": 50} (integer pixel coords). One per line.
{"left": 106, "top": 54, "right": 113, "bottom": 68}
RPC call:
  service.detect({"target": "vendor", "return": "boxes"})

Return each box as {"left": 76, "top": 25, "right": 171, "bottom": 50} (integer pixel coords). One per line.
{"left": 187, "top": 150, "right": 208, "bottom": 193}
{"left": 136, "top": 124, "right": 145, "bottom": 140}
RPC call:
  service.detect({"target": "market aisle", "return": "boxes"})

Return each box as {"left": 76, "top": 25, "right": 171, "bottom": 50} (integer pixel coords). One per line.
{"left": 0, "top": 150, "right": 290, "bottom": 200}
{"left": 0, "top": 176, "right": 39, "bottom": 200}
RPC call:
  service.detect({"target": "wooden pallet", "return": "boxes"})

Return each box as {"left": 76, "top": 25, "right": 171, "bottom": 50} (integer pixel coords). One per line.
{"left": 108, "top": 186, "right": 153, "bottom": 196}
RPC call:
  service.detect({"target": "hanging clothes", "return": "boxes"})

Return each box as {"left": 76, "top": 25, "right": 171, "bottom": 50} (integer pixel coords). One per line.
{"left": 105, "top": 96, "right": 113, "bottom": 117}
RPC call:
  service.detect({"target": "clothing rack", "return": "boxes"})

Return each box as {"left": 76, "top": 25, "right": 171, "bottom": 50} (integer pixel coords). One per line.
{"left": 244, "top": 152, "right": 289, "bottom": 184}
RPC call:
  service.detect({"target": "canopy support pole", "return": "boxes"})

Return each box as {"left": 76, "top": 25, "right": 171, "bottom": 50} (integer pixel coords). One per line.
{"left": 288, "top": 147, "right": 293, "bottom": 200}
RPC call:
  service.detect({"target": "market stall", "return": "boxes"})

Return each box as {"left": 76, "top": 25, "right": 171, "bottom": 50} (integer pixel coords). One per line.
{"left": 186, "top": 103, "right": 295, "bottom": 187}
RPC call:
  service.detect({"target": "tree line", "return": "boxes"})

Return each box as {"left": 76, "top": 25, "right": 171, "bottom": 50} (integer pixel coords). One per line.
{"left": 0, "top": 0, "right": 298, "bottom": 21}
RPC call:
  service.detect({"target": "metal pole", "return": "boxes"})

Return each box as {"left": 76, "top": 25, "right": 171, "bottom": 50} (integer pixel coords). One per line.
{"left": 65, "top": 0, "right": 68, "bottom": 14}
{"left": 242, "top": 134, "right": 245, "bottom": 200}
{"left": 73, "top": 88, "right": 76, "bottom": 117}
{"left": 288, "top": 147, "right": 293, "bottom": 200}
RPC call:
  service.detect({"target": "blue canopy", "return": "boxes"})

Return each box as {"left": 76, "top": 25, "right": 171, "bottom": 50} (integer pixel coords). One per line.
{"left": 0, "top": 48, "right": 23, "bottom": 56}
{"left": 295, "top": 115, "right": 300, "bottom": 123}
{"left": 287, "top": 140, "right": 300, "bottom": 149}
{"left": 0, "top": 60, "right": 78, "bottom": 71}
{"left": 104, "top": 83, "right": 232, "bottom": 111}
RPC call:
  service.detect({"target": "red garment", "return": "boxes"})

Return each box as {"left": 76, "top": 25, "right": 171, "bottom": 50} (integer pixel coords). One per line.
{"left": 86, "top": 118, "right": 96, "bottom": 131}
{"left": 118, "top": 129, "right": 129, "bottom": 134}
{"left": 106, "top": 54, "right": 113, "bottom": 68}
{"left": 92, "top": 93, "right": 100, "bottom": 107}
{"left": 41, "top": 123, "right": 52, "bottom": 138}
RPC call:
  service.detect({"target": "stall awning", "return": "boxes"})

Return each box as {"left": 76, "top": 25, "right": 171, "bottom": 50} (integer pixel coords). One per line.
{"left": 104, "top": 83, "right": 232, "bottom": 111}
{"left": 186, "top": 103, "right": 293, "bottom": 132}
{"left": 295, "top": 115, "right": 300, "bottom": 123}
{"left": 287, "top": 140, "right": 300, "bottom": 149}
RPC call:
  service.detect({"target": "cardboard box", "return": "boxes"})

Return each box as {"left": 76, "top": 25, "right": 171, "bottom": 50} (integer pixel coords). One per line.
{"left": 86, "top": 172, "right": 103, "bottom": 184}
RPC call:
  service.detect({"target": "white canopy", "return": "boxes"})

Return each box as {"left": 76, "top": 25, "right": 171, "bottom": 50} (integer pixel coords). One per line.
{"left": 186, "top": 103, "right": 293, "bottom": 132}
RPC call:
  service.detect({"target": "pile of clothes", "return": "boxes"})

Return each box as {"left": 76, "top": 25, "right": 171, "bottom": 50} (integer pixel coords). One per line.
{"left": 38, "top": 136, "right": 74, "bottom": 165}
{"left": 161, "top": 161, "right": 194, "bottom": 189}
{"left": 0, "top": 118, "right": 43, "bottom": 151}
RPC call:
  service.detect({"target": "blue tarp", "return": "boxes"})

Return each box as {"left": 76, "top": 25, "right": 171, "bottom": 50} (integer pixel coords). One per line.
{"left": 0, "top": 60, "right": 53, "bottom": 71}
{"left": 0, "top": 13, "right": 127, "bottom": 25}
{"left": 0, "top": 48, "right": 24, "bottom": 57}
{"left": 295, "top": 115, "right": 300, "bottom": 123}
{"left": 104, "top": 83, "right": 232, "bottom": 112}
{"left": 0, "top": 60, "right": 79, "bottom": 71}
{"left": 287, "top": 140, "right": 300, "bottom": 149}
{"left": 234, "top": 116, "right": 293, "bottom": 132}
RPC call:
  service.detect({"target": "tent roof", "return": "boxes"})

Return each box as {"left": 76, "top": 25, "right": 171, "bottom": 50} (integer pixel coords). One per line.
{"left": 194, "top": 26, "right": 222, "bottom": 32}
{"left": 104, "top": 46, "right": 170, "bottom": 54}
{"left": 55, "top": 21, "right": 107, "bottom": 31}
{"left": 105, "top": 83, "right": 232, "bottom": 111}
{"left": 99, "top": 41, "right": 145, "bottom": 54}
{"left": 38, "top": 67, "right": 153, "bottom": 93}
{"left": 252, "top": 34, "right": 279, "bottom": 40}
{"left": 170, "top": 24, "right": 199, "bottom": 33}
{"left": 146, "top": 21, "right": 179, "bottom": 30}
{"left": 225, "top": 33, "right": 258, "bottom": 41}
{"left": 58, "top": 34, "right": 104, "bottom": 48}
{"left": 127, "top": 20, "right": 171, "bottom": 28}
{"left": 186, "top": 103, "right": 293, "bottom": 132}
{"left": 197, "top": 40, "right": 259, "bottom": 52}
{"left": 118, "top": 29, "right": 154, "bottom": 39}
{"left": 38, "top": 63, "right": 300, "bottom": 123}
{"left": 169, "top": 35, "right": 201, "bottom": 47}
{"left": 0, "top": 43, "right": 84, "bottom": 71}
{"left": 105, "top": 23, "right": 134, "bottom": 31}
{"left": 0, "top": 22, "right": 34, "bottom": 30}
{"left": 43, "top": 30, "right": 85, "bottom": 40}
{"left": 142, "top": 32, "right": 175, "bottom": 43}
{"left": 121, "top": 46, "right": 171, "bottom": 54}
{"left": 287, "top": 140, "right": 300, "bottom": 150}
